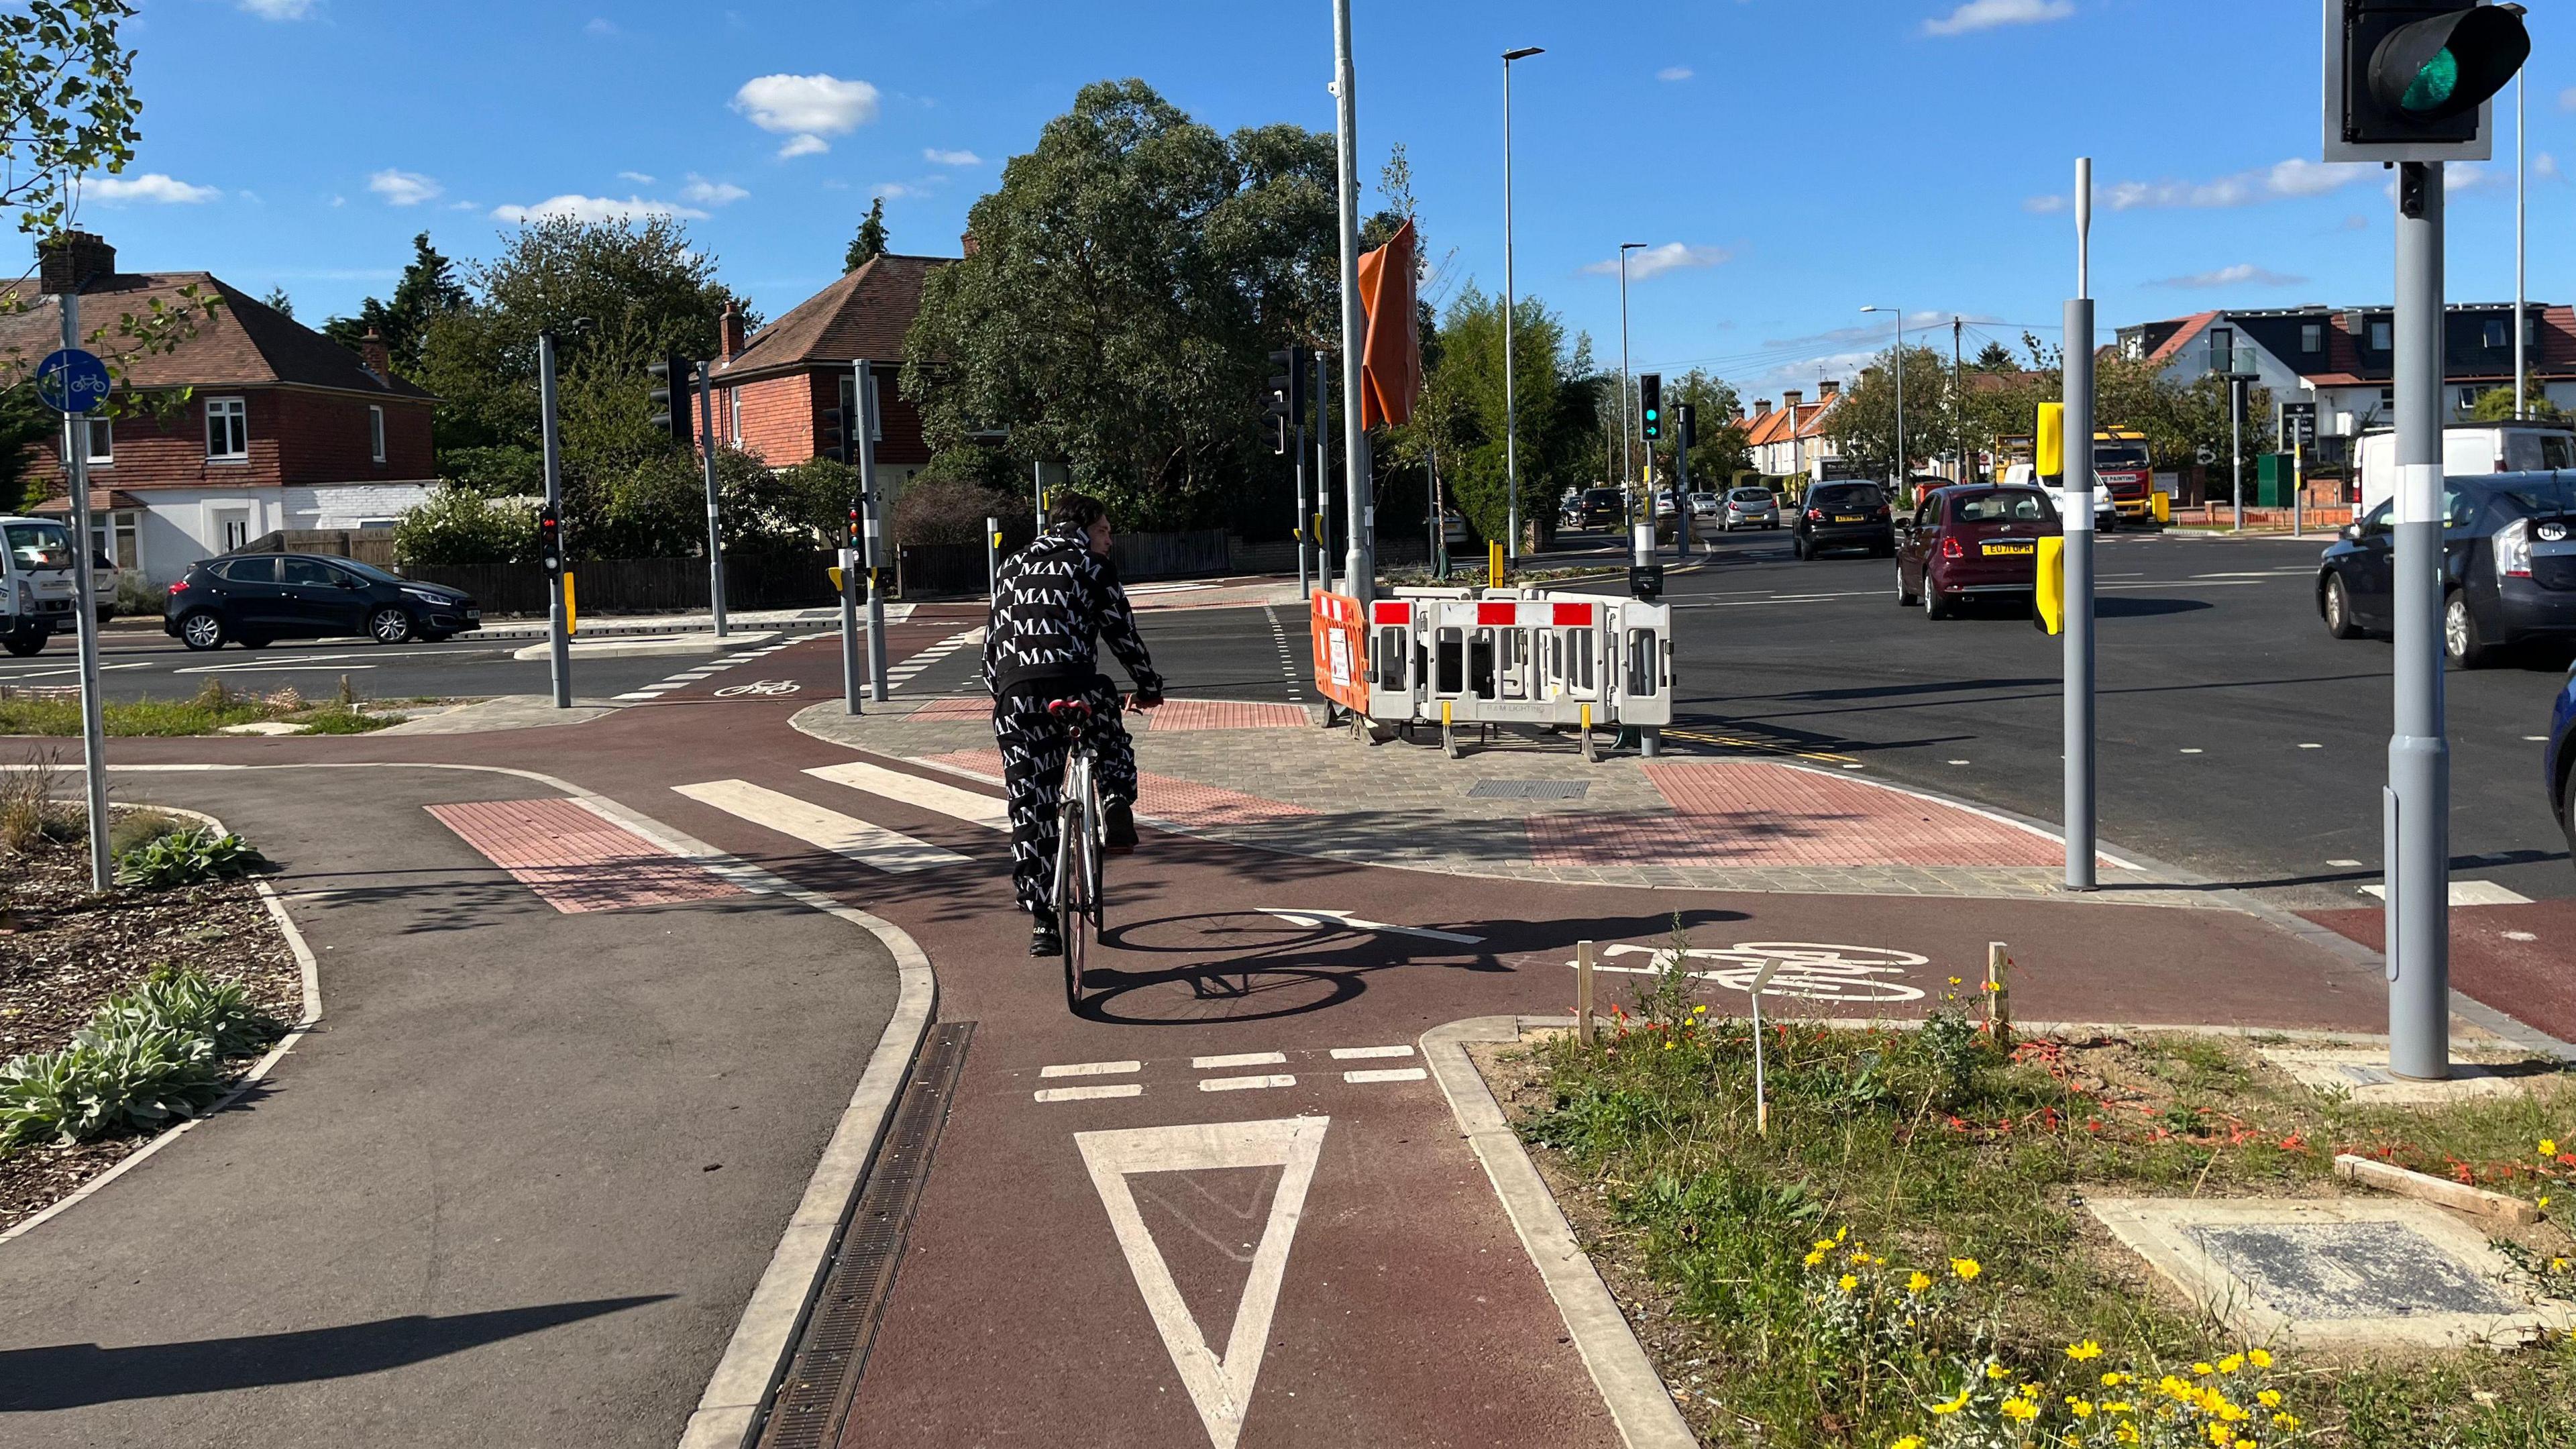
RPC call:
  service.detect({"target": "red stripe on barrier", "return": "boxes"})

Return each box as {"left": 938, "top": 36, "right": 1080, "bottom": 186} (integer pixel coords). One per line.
{"left": 1373, "top": 600, "right": 1411, "bottom": 624}
{"left": 1477, "top": 602, "right": 1515, "bottom": 626}
{"left": 1553, "top": 602, "right": 1594, "bottom": 626}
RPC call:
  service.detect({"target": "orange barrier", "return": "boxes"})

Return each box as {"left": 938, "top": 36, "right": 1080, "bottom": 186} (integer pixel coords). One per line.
{"left": 1310, "top": 591, "right": 1372, "bottom": 716}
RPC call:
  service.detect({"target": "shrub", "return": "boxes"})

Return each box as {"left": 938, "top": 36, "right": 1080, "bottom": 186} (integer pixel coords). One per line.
{"left": 105, "top": 808, "right": 187, "bottom": 857}
{"left": 392, "top": 487, "right": 539, "bottom": 567}
{"left": 0, "top": 749, "right": 67, "bottom": 853}
{"left": 894, "top": 473, "right": 1018, "bottom": 546}
{"left": 112, "top": 826, "right": 266, "bottom": 890}
{"left": 0, "top": 1028, "right": 223, "bottom": 1150}
{"left": 93, "top": 966, "right": 280, "bottom": 1058}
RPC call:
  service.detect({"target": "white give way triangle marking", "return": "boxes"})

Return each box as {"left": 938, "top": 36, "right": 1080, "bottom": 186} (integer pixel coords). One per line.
{"left": 1075, "top": 1116, "right": 1330, "bottom": 1449}
{"left": 1260, "top": 908, "right": 1485, "bottom": 944}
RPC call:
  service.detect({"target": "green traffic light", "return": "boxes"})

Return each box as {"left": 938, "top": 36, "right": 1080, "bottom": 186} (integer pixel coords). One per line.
{"left": 2400, "top": 48, "right": 2459, "bottom": 113}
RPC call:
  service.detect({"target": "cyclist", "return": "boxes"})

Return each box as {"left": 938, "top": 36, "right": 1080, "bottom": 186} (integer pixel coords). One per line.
{"left": 983, "top": 492, "right": 1164, "bottom": 956}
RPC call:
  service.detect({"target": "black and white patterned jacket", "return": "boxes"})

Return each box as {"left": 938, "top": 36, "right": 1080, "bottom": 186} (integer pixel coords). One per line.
{"left": 982, "top": 525, "right": 1164, "bottom": 700}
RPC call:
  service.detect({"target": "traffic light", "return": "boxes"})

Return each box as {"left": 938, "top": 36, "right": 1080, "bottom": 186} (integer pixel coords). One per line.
{"left": 537, "top": 505, "right": 563, "bottom": 576}
{"left": 816, "top": 405, "right": 847, "bottom": 464}
{"left": 847, "top": 500, "right": 863, "bottom": 549}
{"left": 646, "top": 356, "right": 695, "bottom": 447}
{"left": 2327, "top": 1, "right": 2529, "bottom": 162}
{"left": 1263, "top": 345, "right": 1307, "bottom": 457}
{"left": 1675, "top": 402, "right": 1696, "bottom": 451}
{"left": 1640, "top": 373, "right": 1662, "bottom": 442}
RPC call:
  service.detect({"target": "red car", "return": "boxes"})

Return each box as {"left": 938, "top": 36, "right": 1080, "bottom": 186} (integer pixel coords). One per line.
{"left": 1892, "top": 485, "right": 2061, "bottom": 619}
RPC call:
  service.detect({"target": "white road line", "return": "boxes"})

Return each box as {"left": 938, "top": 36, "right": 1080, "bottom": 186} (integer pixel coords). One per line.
{"left": 1193, "top": 1051, "right": 1289, "bottom": 1069}
{"left": 804, "top": 759, "right": 1010, "bottom": 831}
{"left": 2298, "top": 743, "right": 2323, "bottom": 749}
{"left": 1261, "top": 908, "right": 1484, "bottom": 944}
{"left": 2328, "top": 858, "right": 2364, "bottom": 867}
{"left": 672, "top": 780, "right": 973, "bottom": 873}
{"left": 1036, "top": 1083, "right": 1144, "bottom": 1103}
{"left": 2358, "top": 880, "right": 2532, "bottom": 907}
{"left": 1040, "top": 1060, "right": 1142, "bottom": 1078}
{"left": 1328, "top": 1045, "right": 1413, "bottom": 1060}
{"left": 1199, "top": 1074, "right": 1296, "bottom": 1092}
{"left": 176, "top": 663, "right": 379, "bottom": 674}
{"left": 612, "top": 692, "right": 667, "bottom": 701}
{"left": 1342, "top": 1067, "right": 1428, "bottom": 1084}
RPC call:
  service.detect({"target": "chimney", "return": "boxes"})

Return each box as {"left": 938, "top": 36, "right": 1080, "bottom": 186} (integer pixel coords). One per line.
{"left": 37, "top": 230, "right": 115, "bottom": 295}
{"left": 1782, "top": 389, "right": 1803, "bottom": 411}
{"left": 356, "top": 327, "right": 392, "bottom": 379}
{"left": 1818, "top": 379, "right": 1840, "bottom": 398}
{"left": 960, "top": 231, "right": 979, "bottom": 258}
{"left": 1754, "top": 398, "right": 1772, "bottom": 417}
{"left": 719, "top": 302, "right": 746, "bottom": 362}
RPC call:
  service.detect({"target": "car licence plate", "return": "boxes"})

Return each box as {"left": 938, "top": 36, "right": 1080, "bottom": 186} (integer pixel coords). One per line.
{"left": 1833, "top": 514, "right": 1866, "bottom": 523}
{"left": 466, "top": 608, "right": 481, "bottom": 619}
{"left": 1982, "top": 541, "right": 2035, "bottom": 556}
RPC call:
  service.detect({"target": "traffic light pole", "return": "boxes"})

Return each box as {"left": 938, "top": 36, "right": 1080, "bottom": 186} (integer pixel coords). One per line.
{"left": 696, "top": 363, "right": 728, "bottom": 638}
{"left": 855, "top": 358, "right": 888, "bottom": 702}
{"left": 1315, "top": 348, "right": 1333, "bottom": 597}
{"left": 2062, "top": 157, "right": 2098, "bottom": 893}
{"left": 538, "top": 329, "right": 572, "bottom": 709}
{"left": 1294, "top": 409, "right": 1310, "bottom": 599}
{"left": 2388, "top": 160, "right": 2451, "bottom": 1081}
{"left": 1331, "top": 0, "right": 1373, "bottom": 608}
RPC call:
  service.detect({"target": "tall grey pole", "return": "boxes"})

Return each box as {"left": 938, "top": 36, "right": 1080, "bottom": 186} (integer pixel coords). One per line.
{"left": 1294, "top": 402, "right": 1311, "bottom": 599}
{"left": 2062, "top": 157, "right": 2098, "bottom": 893}
{"left": 2514, "top": 74, "right": 2526, "bottom": 420}
{"left": 538, "top": 329, "right": 572, "bottom": 709}
{"left": 2230, "top": 378, "right": 2245, "bottom": 533}
{"left": 840, "top": 519, "right": 861, "bottom": 716}
{"left": 1501, "top": 48, "right": 1540, "bottom": 564}
{"left": 1032, "top": 460, "right": 1044, "bottom": 537}
{"left": 855, "top": 358, "right": 888, "bottom": 701}
{"left": 1330, "top": 0, "right": 1374, "bottom": 608}
{"left": 696, "top": 362, "right": 728, "bottom": 637}
{"left": 1316, "top": 348, "right": 1334, "bottom": 596}
{"left": 2388, "top": 160, "right": 2451, "bottom": 1081}
{"left": 985, "top": 515, "right": 1000, "bottom": 602}
{"left": 1619, "top": 243, "right": 1647, "bottom": 570}
{"left": 1894, "top": 315, "right": 1906, "bottom": 489}
{"left": 56, "top": 288, "right": 109, "bottom": 891}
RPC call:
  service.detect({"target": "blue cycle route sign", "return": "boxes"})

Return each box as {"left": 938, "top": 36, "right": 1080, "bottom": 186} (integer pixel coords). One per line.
{"left": 34, "top": 348, "right": 111, "bottom": 415}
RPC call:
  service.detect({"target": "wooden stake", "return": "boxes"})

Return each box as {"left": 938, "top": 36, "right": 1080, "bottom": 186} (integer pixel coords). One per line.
{"left": 1986, "top": 941, "right": 2011, "bottom": 1045}
{"left": 1576, "top": 939, "right": 1595, "bottom": 1044}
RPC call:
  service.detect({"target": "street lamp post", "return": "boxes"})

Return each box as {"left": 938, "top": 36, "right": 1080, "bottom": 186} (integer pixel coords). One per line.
{"left": 1501, "top": 46, "right": 1543, "bottom": 566}
{"left": 1617, "top": 242, "right": 1648, "bottom": 568}
{"left": 2515, "top": 72, "right": 2526, "bottom": 420}
{"left": 1861, "top": 307, "right": 1906, "bottom": 491}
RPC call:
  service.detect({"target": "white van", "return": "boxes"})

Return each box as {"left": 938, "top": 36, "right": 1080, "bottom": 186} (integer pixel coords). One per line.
{"left": 2356, "top": 423, "right": 2576, "bottom": 513}
{"left": 0, "top": 516, "right": 83, "bottom": 657}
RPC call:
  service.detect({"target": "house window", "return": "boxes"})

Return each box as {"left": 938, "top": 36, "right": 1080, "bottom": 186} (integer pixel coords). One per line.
{"left": 2300, "top": 323, "right": 2322, "bottom": 354}
{"left": 68, "top": 417, "right": 111, "bottom": 466}
{"left": 369, "top": 405, "right": 386, "bottom": 464}
{"left": 728, "top": 389, "right": 741, "bottom": 445}
{"left": 868, "top": 372, "right": 883, "bottom": 442}
{"left": 205, "top": 396, "right": 248, "bottom": 461}
{"left": 2368, "top": 320, "right": 2392, "bottom": 351}
{"left": 2483, "top": 319, "right": 2506, "bottom": 348}
{"left": 2459, "top": 386, "right": 2482, "bottom": 412}
{"left": 2381, "top": 387, "right": 2396, "bottom": 409}
{"left": 89, "top": 511, "right": 140, "bottom": 570}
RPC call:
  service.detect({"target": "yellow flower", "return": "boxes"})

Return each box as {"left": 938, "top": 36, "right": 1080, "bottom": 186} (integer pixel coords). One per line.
{"left": 2019, "top": 1383, "right": 2041, "bottom": 1401}
{"left": 1949, "top": 976, "right": 1963, "bottom": 985}
{"left": 2000, "top": 1398, "right": 2039, "bottom": 1422}
{"left": 2115, "top": 1425, "right": 2141, "bottom": 1446}
{"left": 2271, "top": 1412, "right": 2300, "bottom": 1430}
{"left": 2104, "top": 1400, "right": 2134, "bottom": 1413}
{"left": 1952, "top": 1257, "right": 1983, "bottom": 1282}
{"left": 1891, "top": 1439, "right": 1924, "bottom": 1449}
{"left": 1662, "top": 1039, "right": 1675, "bottom": 1051}
{"left": 2542, "top": 1138, "right": 2559, "bottom": 1158}
{"left": 2067, "top": 1339, "right": 2104, "bottom": 1360}
{"left": 2255, "top": 1390, "right": 2282, "bottom": 1409}
{"left": 1907, "top": 1271, "right": 1933, "bottom": 1293}
{"left": 2554, "top": 1257, "right": 2571, "bottom": 1273}
{"left": 2206, "top": 1426, "right": 2234, "bottom": 1448}
{"left": 1849, "top": 1249, "right": 1875, "bottom": 1266}
{"left": 2100, "top": 1371, "right": 2130, "bottom": 1388}
{"left": 1814, "top": 1238, "right": 1836, "bottom": 1252}
{"left": 2068, "top": 1397, "right": 2095, "bottom": 1418}
{"left": 1839, "top": 1274, "right": 1860, "bottom": 1291}
{"left": 2192, "top": 1362, "right": 2217, "bottom": 1377}
{"left": 1986, "top": 1361, "right": 2010, "bottom": 1381}
{"left": 2246, "top": 1348, "right": 2273, "bottom": 1369}
{"left": 1804, "top": 1250, "right": 1827, "bottom": 1267}
{"left": 1931, "top": 1387, "right": 1971, "bottom": 1415}
{"left": 2218, "top": 1353, "right": 2244, "bottom": 1375}
{"left": 2541, "top": 1195, "right": 2553, "bottom": 1211}
{"left": 1835, "top": 1225, "right": 1849, "bottom": 1243}
{"left": 1691, "top": 1004, "right": 1706, "bottom": 1014}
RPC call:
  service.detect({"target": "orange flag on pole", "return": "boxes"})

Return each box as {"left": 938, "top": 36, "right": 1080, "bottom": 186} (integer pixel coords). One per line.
{"left": 1357, "top": 217, "right": 1420, "bottom": 429}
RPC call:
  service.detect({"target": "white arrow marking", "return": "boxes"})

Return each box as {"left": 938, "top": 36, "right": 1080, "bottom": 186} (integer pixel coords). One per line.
{"left": 1076, "top": 1116, "right": 1329, "bottom": 1449}
{"left": 1260, "top": 908, "right": 1483, "bottom": 944}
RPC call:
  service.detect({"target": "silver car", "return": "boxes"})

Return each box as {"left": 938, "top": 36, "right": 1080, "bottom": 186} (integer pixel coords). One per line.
{"left": 1720, "top": 486, "right": 1780, "bottom": 531}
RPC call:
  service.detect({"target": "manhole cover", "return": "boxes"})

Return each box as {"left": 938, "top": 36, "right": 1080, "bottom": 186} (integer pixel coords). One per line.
{"left": 1467, "top": 780, "right": 1591, "bottom": 801}
{"left": 2190, "top": 1220, "right": 2522, "bottom": 1320}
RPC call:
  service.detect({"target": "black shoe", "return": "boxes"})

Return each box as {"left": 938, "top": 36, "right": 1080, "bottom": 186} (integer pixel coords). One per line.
{"left": 1103, "top": 800, "right": 1138, "bottom": 852}
{"left": 1030, "top": 917, "right": 1063, "bottom": 957}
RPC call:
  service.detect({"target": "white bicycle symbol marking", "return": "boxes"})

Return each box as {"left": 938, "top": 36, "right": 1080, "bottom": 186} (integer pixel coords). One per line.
{"left": 713, "top": 679, "right": 802, "bottom": 697}
{"left": 1567, "top": 940, "right": 1929, "bottom": 1004}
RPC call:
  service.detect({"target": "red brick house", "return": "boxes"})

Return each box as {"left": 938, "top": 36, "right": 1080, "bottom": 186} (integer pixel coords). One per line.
{"left": 708, "top": 252, "right": 948, "bottom": 496}
{"left": 1, "top": 233, "right": 436, "bottom": 585}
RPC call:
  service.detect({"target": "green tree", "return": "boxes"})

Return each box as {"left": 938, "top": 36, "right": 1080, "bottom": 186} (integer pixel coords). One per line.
{"left": 323, "top": 232, "right": 466, "bottom": 378}
{"left": 903, "top": 79, "right": 1338, "bottom": 533}
{"left": 2471, "top": 382, "right": 2567, "bottom": 423}
{"left": 1410, "top": 284, "right": 1595, "bottom": 548}
{"left": 1648, "top": 368, "right": 1747, "bottom": 490}
{"left": 1825, "top": 343, "right": 1953, "bottom": 480}
{"left": 845, "top": 197, "right": 888, "bottom": 273}
{"left": 261, "top": 285, "right": 292, "bottom": 319}
{"left": 1972, "top": 340, "right": 2020, "bottom": 372}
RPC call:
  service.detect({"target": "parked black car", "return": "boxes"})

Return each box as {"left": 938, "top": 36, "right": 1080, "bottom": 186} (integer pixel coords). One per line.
{"left": 1792, "top": 481, "right": 1896, "bottom": 559}
{"left": 164, "top": 553, "right": 481, "bottom": 651}
{"left": 1568, "top": 488, "right": 1625, "bottom": 532}
{"left": 2316, "top": 472, "right": 2575, "bottom": 667}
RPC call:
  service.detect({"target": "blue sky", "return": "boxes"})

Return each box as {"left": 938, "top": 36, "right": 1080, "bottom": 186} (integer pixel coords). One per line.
{"left": 68, "top": 0, "right": 2576, "bottom": 403}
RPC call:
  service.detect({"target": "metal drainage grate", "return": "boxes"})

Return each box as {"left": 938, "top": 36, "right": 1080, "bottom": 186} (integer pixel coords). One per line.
{"left": 1466, "top": 779, "right": 1592, "bottom": 801}
{"left": 755, "top": 1020, "right": 974, "bottom": 1449}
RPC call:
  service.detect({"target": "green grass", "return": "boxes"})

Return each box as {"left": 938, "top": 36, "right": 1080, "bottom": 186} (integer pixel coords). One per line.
{"left": 0, "top": 690, "right": 403, "bottom": 737}
{"left": 1517, "top": 975, "right": 2576, "bottom": 1446}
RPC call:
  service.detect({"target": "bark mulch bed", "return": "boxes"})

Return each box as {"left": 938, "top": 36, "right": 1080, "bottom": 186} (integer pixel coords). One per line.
{"left": 0, "top": 829, "right": 302, "bottom": 1234}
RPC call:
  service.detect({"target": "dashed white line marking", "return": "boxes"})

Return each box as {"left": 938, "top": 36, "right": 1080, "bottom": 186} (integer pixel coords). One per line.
{"left": 2328, "top": 858, "right": 2364, "bottom": 867}
{"left": 2298, "top": 743, "right": 2323, "bottom": 749}
{"left": 2526, "top": 735, "right": 2551, "bottom": 743}
{"left": 1193, "top": 1051, "right": 1289, "bottom": 1069}
{"left": 1328, "top": 1045, "right": 1414, "bottom": 1060}
{"left": 804, "top": 760, "right": 1010, "bottom": 831}
{"left": 1199, "top": 1074, "right": 1296, "bottom": 1092}
{"left": 1037, "top": 1083, "right": 1144, "bottom": 1103}
{"left": 2178, "top": 748, "right": 2204, "bottom": 755}
{"left": 2357, "top": 880, "right": 2533, "bottom": 907}
{"left": 672, "top": 779, "right": 971, "bottom": 874}
{"left": 1042, "top": 1060, "right": 1142, "bottom": 1078}
{"left": 1341, "top": 1067, "right": 1428, "bottom": 1084}
{"left": 1946, "top": 759, "right": 1972, "bottom": 765}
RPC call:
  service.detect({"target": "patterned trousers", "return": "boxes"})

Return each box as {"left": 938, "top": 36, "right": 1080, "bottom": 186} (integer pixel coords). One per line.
{"left": 995, "top": 682, "right": 1138, "bottom": 915}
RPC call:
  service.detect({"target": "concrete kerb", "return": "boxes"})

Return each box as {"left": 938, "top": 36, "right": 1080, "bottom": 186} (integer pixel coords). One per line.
{"left": 44, "top": 762, "right": 936, "bottom": 1449}
{"left": 1421, "top": 1015, "right": 1698, "bottom": 1449}
{"left": 0, "top": 802, "right": 325, "bottom": 1248}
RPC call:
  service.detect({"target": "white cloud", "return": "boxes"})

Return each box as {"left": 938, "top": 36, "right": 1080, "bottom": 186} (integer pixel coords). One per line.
{"left": 870, "top": 182, "right": 922, "bottom": 201}
{"left": 618, "top": 170, "right": 656, "bottom": 184}
{"left": 2023, "top": 193, "right": 2068, "bottom": 213}
{"left": 85, "top": 173, "right": 220, "bottom": 204}
{"left": 367, "top": 168, "right": 441, "bottom": 207}
{"left": 923, "top": 148, "right": 983, "bottom": 166}
{"left": 734, "top": 74, "right": 880, "bottom": 156}
{"left": 1581, "top": 242, "right": 1729, "bottom": 280}
{"left": 584, "top": 17, "right": 616, "bottom": 36}
{"left": 2265, "top": 158, "right": 2357, "bottom": 198}
{"left": 492, "top": 194, "right": 708, "bottom": 224}
{"left": 238, "top": 0, "right": 316, "bottom": 17}
{"left": 678, "top": 176, "right": 749, "bottom": 206}
{"left": 2100, "top": 157, "right": 2369, "bottom": 211}
{"left": 2146, "top": 264, "right": 2308, "bottom": 289}
{"left": 1923, "top": 0, "right": 2074, "bottom": 38}
{"left": 2538, "top": 152, "right": 2561, "bottom": 182}
{"left": 2561, "top": 87, "right": 2576, "bottom": 113}
{"left": 2337, "top": 213, "right": 2369, "bottom": 231}
{"left": 1656, "top": 66, "right": 1693, "bottom": 83}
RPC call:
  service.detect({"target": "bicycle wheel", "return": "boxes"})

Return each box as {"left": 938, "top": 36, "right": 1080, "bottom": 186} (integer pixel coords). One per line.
{"left": 1057, "top": 795, "right": 1089, "bottom": 1011}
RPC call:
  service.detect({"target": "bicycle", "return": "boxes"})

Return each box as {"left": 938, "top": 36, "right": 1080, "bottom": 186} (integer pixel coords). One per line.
{"left": 1047, "top": 696, "right": 1112, "bottom": 1010}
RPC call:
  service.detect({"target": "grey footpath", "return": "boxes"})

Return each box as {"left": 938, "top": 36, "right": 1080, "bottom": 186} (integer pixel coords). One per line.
{"left": 0, "top": 765, "right": 910, "bottom": 1449}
